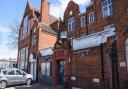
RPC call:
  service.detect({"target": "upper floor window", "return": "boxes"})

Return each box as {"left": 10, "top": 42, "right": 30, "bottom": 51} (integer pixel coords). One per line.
{"left": 89, "top": 12, "right": 94, "bottom": 24}
{"left": 68, "top": 17, "right": 75, "bottom": 31}
{"left": 23, "top": 15, "right": 30, "bottom": 36}
{"left": 81, "top": 16, "right": 85, "bottom": 27}
{"left": 102, "top": 0, "right": 113, "bottom": 17}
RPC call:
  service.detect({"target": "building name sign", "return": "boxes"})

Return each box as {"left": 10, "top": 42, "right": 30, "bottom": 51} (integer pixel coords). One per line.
{"left": 40, "top": 48, "right": 53, "bottom": 56}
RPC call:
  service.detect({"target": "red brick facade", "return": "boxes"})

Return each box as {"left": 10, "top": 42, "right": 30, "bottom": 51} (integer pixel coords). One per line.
{"left": 18, "top": 0, "right": 60, "bottom": 82}
{"left": 18, "top": 0, "right": 128, "bottom": 88}
{"left": 56, "top": 0, "right": 128, "bottom": 88}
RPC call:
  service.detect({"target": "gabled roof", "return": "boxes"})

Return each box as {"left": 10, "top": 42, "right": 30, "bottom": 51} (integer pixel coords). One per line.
{"left": 41, "top": 24, "right": 57, "bottom": 35}
{"left": 28, "top": 3, "right": 59, "bottom": 25}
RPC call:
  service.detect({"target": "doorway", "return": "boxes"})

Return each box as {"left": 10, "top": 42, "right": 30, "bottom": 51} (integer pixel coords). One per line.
{"left": 58, "top": 60, "right": 65, "bottom": 85}
{"left": 30, "top": 62, "right": 36, "bottom": 81}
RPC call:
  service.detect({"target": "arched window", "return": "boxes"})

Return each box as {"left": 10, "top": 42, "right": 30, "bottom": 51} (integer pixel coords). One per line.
{"left": 125, "top": 38, "right": 128, "bottom": 69}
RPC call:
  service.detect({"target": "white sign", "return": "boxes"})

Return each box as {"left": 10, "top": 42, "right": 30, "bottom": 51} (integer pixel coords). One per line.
{"left": 71, "top": 76, "right": 76, "bottom": 80}
{"left": 120, "top": 62, "right": 126, "bottom": 67}
{"left": 93, "top": 78, "right": 100, "bottom": 83}
{"left": 60, "top": 31, "right": 67, "bottom": 39}
{"left": 40, "top": 47, "right": 53, "bottom": 56}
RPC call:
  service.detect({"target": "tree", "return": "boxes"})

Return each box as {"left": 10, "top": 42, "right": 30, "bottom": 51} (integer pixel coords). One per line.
{"left": 7, "top": 20, "right": 20, "bottom": 49}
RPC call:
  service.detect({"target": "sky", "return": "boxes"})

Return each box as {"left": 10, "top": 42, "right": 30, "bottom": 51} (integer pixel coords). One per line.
{"left": 0, "top": 0, "right": 91, "bottom": 59}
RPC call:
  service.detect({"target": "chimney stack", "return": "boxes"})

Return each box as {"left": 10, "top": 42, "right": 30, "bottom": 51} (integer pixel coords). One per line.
{"left": 40, "top": 0, "right": 50, "bottom": 25}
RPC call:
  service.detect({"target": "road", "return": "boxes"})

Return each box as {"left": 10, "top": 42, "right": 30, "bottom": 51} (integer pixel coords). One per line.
{"left": 5, "top": 83, "right": 64, "bottom": 89}
{"left": 5, "top": 83, "right": 52, "bottom": 89}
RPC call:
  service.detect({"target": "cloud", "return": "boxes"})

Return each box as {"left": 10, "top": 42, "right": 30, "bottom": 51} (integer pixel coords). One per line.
{"left": 50, "top": 0, "right": 91, "bottom": 18}
{"left": 0, "top": 47, "right": 17, "bottom": 59}
{"left": 0, "top": 25, "right": 10, "bottom": 33}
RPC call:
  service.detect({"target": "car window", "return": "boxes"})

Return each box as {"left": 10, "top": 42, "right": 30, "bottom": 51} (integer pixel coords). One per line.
{"left": 2, "top": 70, "right": 7, "bottom": 75}
{"left": 7, "top": 70, "right": 15, "bottom": 75}
{"left": 16, "top": 70, "right": 24, "bottom": 75}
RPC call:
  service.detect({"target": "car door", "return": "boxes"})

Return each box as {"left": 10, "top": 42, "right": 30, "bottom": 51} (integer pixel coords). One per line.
{"left": 6, "top": 69, "right": 17, "bottom": 84}
{"left": 15, "top": 69, "right": 26, "bottom": 83}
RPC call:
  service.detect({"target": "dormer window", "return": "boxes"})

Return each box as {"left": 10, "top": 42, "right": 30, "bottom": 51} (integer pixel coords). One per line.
{"left": 81, "top": 16, "right": 85, "bottom": 27}
{"left": 68, "top": 17, "right": 75, "bottom": 31}
{"left": 89, "top": 12, "right": 94, "bottom": 24}
{"left": 102, "top": 0, "right": 113, "bottom": 17}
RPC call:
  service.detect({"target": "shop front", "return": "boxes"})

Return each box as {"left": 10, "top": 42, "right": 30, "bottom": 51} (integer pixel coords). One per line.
{"left": 39, "top": 48, "right": 53, "bottom": 85}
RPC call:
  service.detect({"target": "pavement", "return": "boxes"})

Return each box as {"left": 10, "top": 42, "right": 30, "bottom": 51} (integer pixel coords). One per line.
{"left": 5, "top": 83, "right": 64, "bottom": 89}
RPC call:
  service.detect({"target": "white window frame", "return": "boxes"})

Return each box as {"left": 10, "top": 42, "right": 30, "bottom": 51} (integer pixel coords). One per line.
{"left": 102, "top": 0, "right": 113, "bottom": 17}
{"left": 89, "top": 12, "right": 94, "bottom": 24}
{"left": 68, "top": 17, "right": 75, "bottom": 31}
{"left": 81, "top": 16, "right": 85, "bottom": 27}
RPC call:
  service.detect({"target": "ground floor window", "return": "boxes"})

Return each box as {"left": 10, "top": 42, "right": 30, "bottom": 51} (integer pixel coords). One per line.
{"left": 41, "top": 62, "right": 51, "bottom": 76}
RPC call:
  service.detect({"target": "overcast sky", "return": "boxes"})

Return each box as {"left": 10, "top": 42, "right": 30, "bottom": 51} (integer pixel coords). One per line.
{"left": 0, "top": 0, "right": 91, "bottom": 59}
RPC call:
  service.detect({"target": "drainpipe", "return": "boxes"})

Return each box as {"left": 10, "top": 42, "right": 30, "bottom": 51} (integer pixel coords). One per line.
{"left": 100, "top": 43, "right": 105, "bottom": 80}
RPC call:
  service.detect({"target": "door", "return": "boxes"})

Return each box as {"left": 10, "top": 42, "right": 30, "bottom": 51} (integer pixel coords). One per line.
{"left": 30, "top": 62, "right": 36, "bottom": 80}
{"left": 15, "top": 69, "right": 26, "bottom": 83}
{"left": 58, "top": 61, "right": 65, "bottom": 85}
{"left": 6, "top": 69, "right": 17, "bottom": 84}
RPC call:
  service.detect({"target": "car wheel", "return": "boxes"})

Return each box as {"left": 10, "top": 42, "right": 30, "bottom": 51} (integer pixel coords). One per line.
{"left": 26, "top": 78, "right": 32, "bottom": 85}
{"left": 0, "top": 81, "right": 7, "bottom": 89}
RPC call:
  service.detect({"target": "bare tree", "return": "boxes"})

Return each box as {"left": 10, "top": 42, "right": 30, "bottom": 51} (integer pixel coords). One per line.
{"left": 7, "top": 20, "right": 20, "bottom": 49}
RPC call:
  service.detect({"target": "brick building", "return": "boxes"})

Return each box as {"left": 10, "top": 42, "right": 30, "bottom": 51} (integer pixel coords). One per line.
{"left": 52, "top": 0, "right": 128, "bottom": 88}
{"left": 18, "top": 0, "right": 60, "bottom": 82}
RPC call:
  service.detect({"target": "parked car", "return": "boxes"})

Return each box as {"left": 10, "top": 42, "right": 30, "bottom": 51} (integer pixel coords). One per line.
{"left": 0, "top": 68, "right": 33, "bottom": 88}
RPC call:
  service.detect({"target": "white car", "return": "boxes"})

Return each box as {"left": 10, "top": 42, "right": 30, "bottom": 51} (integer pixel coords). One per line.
{"left": 0, "top": 68, "right": 33, "bottom": 89}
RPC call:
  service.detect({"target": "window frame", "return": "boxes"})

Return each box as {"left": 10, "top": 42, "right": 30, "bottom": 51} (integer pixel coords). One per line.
{"left": 81, "top": 16, "right": 86, "bottom": 27}
{"left": 89, "top": 12, "right": 94, "bottom": 24}
{"left": 102, "top": 0, "right": 113, "bottom": 17}
{"left": 68, "top": 17, "right": 75, "bottom": 31}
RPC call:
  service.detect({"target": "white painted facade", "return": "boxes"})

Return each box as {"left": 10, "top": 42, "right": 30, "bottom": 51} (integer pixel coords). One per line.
{"left": 73, "top": 26, "right": 116, "bottom": 50}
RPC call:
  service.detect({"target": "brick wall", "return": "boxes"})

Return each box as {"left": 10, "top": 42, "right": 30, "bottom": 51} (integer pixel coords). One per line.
{"left": 63, "top": 0, "right": 128, "bottom": 88}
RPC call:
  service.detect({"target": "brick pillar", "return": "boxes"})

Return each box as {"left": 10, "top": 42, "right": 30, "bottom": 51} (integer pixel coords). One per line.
{"left": 52, "top": 54, "right": 59, "bottom": 86}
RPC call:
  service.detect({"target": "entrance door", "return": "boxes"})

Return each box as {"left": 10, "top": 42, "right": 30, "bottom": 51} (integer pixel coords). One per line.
{"left": 30, "top": 62, "right": 36, "bottom": 80}
{"left": 58, "top": 61, "right": 65, "bottom": 85}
